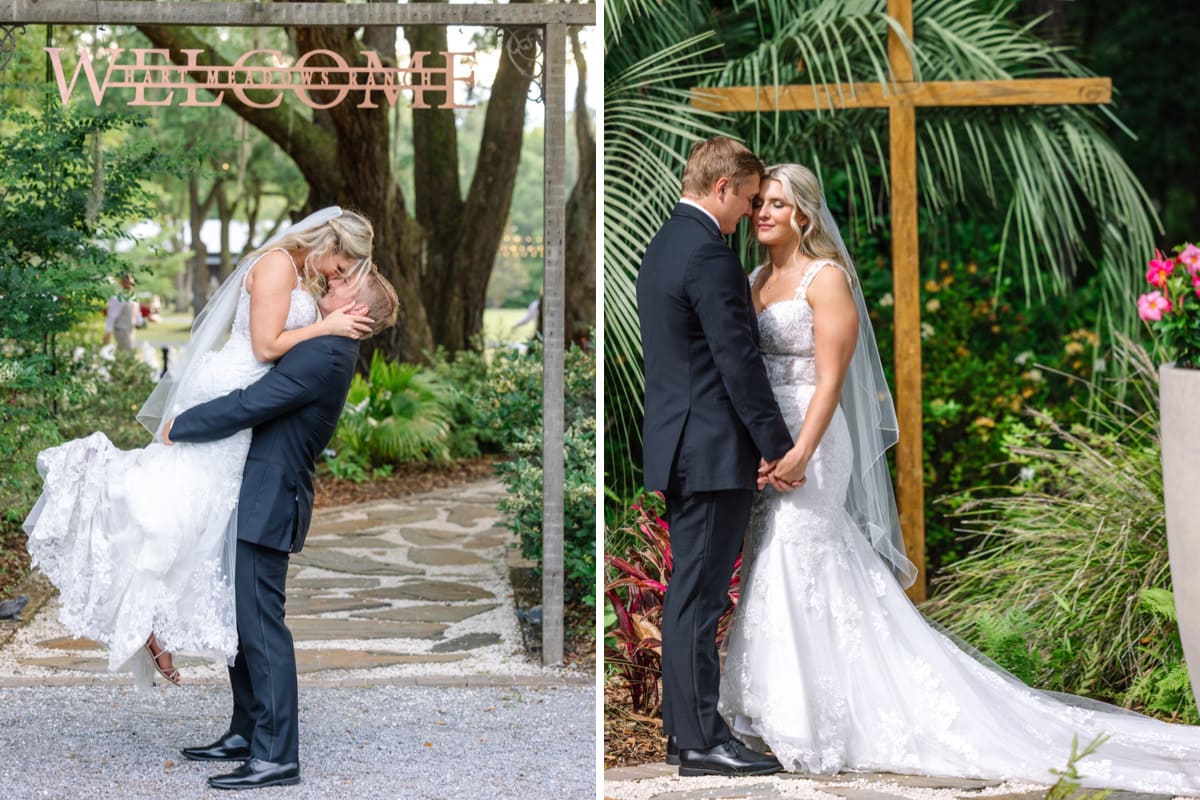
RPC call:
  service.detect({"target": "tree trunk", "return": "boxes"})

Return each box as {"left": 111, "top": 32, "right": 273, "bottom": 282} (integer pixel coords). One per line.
{"left": 187, "top": 175, "right": 209, "bottom": 319}
{"left": 409, "top": 1, "right": 537, "bottom": 353}
{"left": 216, "top": 183, "right": 234, "bottom": 280}
{"left": 564, "top": 27, "right": 596, "bottom": 346}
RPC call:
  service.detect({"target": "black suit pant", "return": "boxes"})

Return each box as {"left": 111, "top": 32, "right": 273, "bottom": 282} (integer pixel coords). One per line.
{"left": 229, "top": 539, "right": 298, "bottom": 764}
{"left": 661, "top": 489, "right": 753, "bottom": 750}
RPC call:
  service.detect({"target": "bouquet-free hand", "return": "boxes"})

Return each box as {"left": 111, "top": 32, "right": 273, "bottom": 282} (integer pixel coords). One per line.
{"left": 321, "top": 302, "right": 374, "bottom": 340}
{"left": 1138, "top": 243, "right": 1200, "bottom": 368}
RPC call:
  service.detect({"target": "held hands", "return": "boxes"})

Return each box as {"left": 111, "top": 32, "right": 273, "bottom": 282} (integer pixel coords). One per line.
{"left": 322, "top": 302, "right": 374, "bottom": 340}
{"left": 757, "top": 454, "right": 806, "bottom": 492}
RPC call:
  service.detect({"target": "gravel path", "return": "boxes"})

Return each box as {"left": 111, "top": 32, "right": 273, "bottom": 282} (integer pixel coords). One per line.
{"left": 0, "top": 684, "right": 595, "bottom": 800}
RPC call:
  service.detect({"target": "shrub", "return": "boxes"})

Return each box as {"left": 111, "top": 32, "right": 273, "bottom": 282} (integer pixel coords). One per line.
{"left": 924, "top": 341, "right": 1197, "bottom": 722}
{"left": 865, "top": 255, "right": 1108, "bottom": 571}
{"left": 496, "top": 415, "right": 596, "bottom": 608}
{"left": 491, "top": 338, "right": 597, "bottom": 611}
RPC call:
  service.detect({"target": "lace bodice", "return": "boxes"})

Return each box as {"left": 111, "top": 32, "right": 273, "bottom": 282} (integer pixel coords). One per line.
{"left": 750, "top": 260, "right": 850, "bottom": 387}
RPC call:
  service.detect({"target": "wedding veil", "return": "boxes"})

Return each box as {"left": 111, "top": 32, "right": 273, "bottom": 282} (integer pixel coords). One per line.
{"left": 136, "top": 206, "right": 343, "bottom": 440}
{"left": 820, "top": 201, "right": 919, "bottom": 588}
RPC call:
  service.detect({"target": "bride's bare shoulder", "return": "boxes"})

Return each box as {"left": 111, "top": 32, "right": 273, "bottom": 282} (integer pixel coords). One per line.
{"left": 246, "top": 249, "right": 300, "bottom": 293}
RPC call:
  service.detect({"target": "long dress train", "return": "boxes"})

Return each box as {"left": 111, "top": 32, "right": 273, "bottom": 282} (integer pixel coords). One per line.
{"left": 719, "top": 261, "right": 1200, "bottom": 796}
{"left": 23, "top": 251, "right": 318, "bottom": 679}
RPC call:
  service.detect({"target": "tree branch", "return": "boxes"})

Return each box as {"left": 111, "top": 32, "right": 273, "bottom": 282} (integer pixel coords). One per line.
{"left": 135, "top": 23, "right": 339, "bottom": 190}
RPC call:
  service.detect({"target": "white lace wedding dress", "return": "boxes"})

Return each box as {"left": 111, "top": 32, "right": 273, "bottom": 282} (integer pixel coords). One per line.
{"left": 719, "top": 261, "right": 1200, "bottom": 795}
{"left": 24, "top": 251, "right": 317, "bottom": 679}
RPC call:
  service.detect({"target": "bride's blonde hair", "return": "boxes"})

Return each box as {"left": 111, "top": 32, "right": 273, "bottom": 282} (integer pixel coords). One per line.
{"left": 761, "top": 163, "right": 845, "bottom": 269}
{"left": 248, "top": 209, "right": 374, "bottom": 293}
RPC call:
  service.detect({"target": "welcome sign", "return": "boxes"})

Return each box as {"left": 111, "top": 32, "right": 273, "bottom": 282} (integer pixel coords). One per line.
{"left": 45, "top": 46, "right": 477, "bottom": 109}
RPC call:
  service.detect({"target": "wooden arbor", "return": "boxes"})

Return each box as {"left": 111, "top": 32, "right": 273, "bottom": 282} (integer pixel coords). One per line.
{"left": 692, "top": 0, "right": 1111, "bottom": 600}
{"left": 0, "top": 0, "right": 596, "bottom": 663}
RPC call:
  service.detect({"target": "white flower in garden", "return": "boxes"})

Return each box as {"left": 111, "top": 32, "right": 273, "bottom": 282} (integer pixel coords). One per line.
{"left": 920, "top": 322, "right": 935, "bottom": 340}
{"left": 1094, "top": 357, "right": 1106, "bottom": 373}
{"left": 1019, "top": 467, "right": 1035, "bottom": 482}
{"left": 1015, "top": 351, "right": 1033, "bottom": 365}
{"left": 879, "top": 293, "right": 894, "bottom": 308}
{"left": 1024, "top": 369, "right": 1044, "bottom": 383}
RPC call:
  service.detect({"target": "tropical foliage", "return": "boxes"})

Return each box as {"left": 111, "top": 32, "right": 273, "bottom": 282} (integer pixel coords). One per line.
{"left": 324, "top": 351, "right": 454, "bottom": 480}
{"left": 603, "top": 0, "right": 1161, "bottom": 511}
{"left": 604, "top": 495, "right": 743, "bottom": 714}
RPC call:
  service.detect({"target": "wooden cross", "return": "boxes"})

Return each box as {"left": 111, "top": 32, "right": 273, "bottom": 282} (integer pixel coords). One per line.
{"left": 692, "top": 0, "right": 1111, "bottom": 601}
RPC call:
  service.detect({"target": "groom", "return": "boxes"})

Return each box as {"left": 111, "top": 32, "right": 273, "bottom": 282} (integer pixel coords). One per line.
{"left": 637, "top": 137, "right": 795, "bottom": 777}
{"left": 164, "top": 270, "right": 398, "bottom": 790}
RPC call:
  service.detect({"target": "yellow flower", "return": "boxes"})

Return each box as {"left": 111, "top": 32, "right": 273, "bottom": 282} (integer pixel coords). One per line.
{"left": 972, "top": 416, "right": 996, "bottom": 428}
{"left": 924, "top": 280, "right": 941, "bottom": 293}
{"left": 925, "top": 299, "right": 941, "bottom": 313}
{"left": 966, "top": 262, "right": 978, "bottom": 274}
{"left": 938, "top": 260, "right": 950, "bottom": 273}
{"left": 1064, "top": 341, "right": 1084, "bottom": 356}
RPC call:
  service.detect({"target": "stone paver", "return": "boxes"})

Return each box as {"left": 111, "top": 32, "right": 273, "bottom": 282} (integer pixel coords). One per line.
{"left": 0, "top": 479, "right": 589, "bottom": 687}
{"left": 604, "top": 763, "right": 1182, "bottom": 800}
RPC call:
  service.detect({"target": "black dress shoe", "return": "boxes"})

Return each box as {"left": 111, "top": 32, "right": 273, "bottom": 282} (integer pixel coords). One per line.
{"left": 665, "top": 735, "right": 680, "bottom": 765}
{"left": 679, "top": 738, "right": 783, "bottom": 777}
{"left": 181, "top": 731, "right": 251, "bottom": 762}
{"left": 208, "top": 759, "right": 300, "bottom": 790}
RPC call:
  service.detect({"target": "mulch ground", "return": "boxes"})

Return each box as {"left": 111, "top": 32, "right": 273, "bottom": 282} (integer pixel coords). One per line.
{"left": 604, "top": 679, "right": 665, "bottom": 768}
{"left": 313, "top": 455, "right": 502, "bottom": 508}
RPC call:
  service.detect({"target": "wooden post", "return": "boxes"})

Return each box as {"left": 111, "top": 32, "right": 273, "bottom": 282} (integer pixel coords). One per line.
{"left": 887, "top": 0, "right": 926, "bottom": 600}
{"left": 541, "top": 21, "right": 567, "bottom": 666}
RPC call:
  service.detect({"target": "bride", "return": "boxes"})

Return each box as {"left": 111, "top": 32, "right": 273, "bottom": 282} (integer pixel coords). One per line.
{"left": 24, "top": 207, "right": 375, "bottom": 686}
{"left": 718, "top": 164, "right": 1200, "bottom": 795}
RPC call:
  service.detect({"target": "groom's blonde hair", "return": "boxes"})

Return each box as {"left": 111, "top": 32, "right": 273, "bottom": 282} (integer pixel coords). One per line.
{"left": 681, "top": 137, "right": 764, "bottom": 198}
{"left": 353, "top": 268, "right": 399, "bottom": 336}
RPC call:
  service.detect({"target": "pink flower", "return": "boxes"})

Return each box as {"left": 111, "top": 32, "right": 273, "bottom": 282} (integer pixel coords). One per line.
{"left": 1182, "top": 243, "right": 1200, "bottom": 276}
{"left": 1146, "top": 250, "right": 1175, "bottom": 288}
{"left": 1138, "top": 291, "right": 1171, "bottom": 322}
{"left": 1194, "top": 273, "right": 1200, "bottom": 299}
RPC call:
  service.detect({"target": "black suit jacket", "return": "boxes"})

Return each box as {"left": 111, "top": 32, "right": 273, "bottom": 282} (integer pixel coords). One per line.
{"left": 169, "top": 335, "right": 359, "bottom": 554}
{"left": 637, "top": 203, "right": 792, "bottom": 493}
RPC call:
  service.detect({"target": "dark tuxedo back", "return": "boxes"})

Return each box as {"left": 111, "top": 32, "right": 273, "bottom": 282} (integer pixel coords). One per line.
{"left": 170, "top": 335, "right": 358, "bottom": 553}
{"left": 637, "top": 203, "right": 792, "bottom": 493}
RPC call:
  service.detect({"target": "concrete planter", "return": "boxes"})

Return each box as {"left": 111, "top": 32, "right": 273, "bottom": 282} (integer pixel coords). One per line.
{"left": 1160, "top": 363, "right": 1200, "bottom": 710}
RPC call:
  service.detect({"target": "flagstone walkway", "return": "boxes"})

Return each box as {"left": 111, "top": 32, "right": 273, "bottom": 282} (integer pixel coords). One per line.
{"left": 0, "top": 478, "right": 588, "bottom": 688}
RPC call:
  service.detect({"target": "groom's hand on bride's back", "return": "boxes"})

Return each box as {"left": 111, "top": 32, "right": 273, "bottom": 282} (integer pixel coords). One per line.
{"left": 162, "top": 418, "right": 175, "bottom": 446}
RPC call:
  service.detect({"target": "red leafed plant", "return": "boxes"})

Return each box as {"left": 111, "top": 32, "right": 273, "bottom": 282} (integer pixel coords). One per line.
{"left": 605, "top": 494, "right": 742, "bottom": 714}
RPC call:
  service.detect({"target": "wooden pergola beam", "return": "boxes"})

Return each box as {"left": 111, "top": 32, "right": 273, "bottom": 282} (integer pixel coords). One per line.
{"left": 0, "top": 1, "right": 595, "bottom": 26}
{"left": 691, "top": 77, "right": 1112, "bottom": 113}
